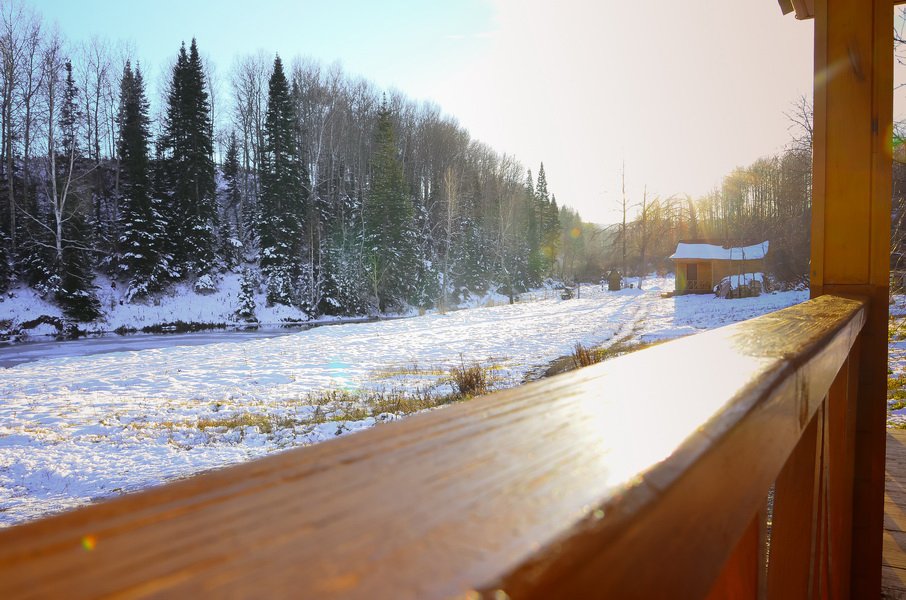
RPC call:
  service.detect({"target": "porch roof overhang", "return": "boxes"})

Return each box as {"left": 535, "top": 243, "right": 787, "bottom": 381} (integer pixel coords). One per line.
{"left": 778, "top": 0, "right": 906, "bottom": 19}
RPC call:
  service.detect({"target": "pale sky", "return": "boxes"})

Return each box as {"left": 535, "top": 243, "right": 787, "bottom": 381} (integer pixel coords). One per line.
{"left": 27, "top": 0, "right": 896, "bottom": 224}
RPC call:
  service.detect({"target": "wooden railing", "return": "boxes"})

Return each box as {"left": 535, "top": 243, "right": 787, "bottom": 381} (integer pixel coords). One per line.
{"left": 686, "top": 279, "right": 712, "bottom": 292}
{"left": 0, "top": 294, "right": 867, "bottom": 599}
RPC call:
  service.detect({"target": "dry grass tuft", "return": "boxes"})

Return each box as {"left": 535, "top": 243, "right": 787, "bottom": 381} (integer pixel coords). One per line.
{"left": 449, "top": 359, "right": 490, "bottom": 398}
{"left": 195, "top": 413, "right": 296, "bottom": 434}
{"left": 571, "top": 342, "right": 602, "bottom": 368}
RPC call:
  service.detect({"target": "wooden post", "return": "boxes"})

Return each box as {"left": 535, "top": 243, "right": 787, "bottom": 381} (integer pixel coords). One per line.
{"left": 810, "top": 0, "right": 891, "bottom": 596}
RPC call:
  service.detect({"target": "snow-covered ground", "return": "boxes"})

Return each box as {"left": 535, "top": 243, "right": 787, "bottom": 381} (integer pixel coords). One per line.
{"left": 0, "top": 276, "right": 808, "bottom": 527}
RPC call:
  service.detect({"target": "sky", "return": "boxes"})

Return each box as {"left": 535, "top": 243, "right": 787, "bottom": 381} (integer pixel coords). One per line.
{"left": 25, "top": 0, "right": 864, "bottom": 224}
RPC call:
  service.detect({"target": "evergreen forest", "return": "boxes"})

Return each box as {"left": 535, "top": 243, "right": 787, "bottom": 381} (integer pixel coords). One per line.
{"left": 0, "top": 2, "right": 846, "bottom": 324}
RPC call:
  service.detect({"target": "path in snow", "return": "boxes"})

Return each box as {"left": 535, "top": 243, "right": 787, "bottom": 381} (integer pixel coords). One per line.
{"left": 0, "top": 278, "right": 807, "bottom": 527}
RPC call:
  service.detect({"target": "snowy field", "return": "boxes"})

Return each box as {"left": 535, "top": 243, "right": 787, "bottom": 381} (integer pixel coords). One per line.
{"left": 0, "top": 276, "right": 808, "bottom": 527}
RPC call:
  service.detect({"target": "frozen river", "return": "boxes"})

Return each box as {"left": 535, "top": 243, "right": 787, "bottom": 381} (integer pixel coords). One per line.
{"left": 0, "top": 318, "right": 385, "bottom": 368}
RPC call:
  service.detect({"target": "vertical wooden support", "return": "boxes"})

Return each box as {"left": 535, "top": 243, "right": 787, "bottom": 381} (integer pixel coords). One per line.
{"left": 768, "top": 410, "right": 824, "bottom": 598}
{"left": 811, "top": 0, "right": 891, "bottom": 596}
{"left": 705, "top": 504, "right": 767, "bottom": 599}
{"left": 826, "top": 350, "right": 859, "bottom": 597}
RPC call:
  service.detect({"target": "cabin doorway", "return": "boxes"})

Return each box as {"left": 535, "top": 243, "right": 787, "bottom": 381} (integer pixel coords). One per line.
{"left": 687, "top": 263, "right": 697, "bottom": 283}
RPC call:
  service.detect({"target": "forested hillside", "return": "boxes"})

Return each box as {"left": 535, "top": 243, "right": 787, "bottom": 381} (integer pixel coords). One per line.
{"left": 0, "top": 4, "right": 577, "bottom": 323}
{"left": 0, "top": 1, "right": 828, "bottom": 326}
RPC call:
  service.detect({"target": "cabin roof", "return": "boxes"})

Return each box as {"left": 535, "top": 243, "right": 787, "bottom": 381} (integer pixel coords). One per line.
{"left": 670, "top": 241, "right": 769, "bottom": 261}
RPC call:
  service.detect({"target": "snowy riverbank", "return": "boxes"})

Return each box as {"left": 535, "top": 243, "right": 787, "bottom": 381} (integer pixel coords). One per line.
{"left": 0, "top": 276, "right": 808, "bottom": 527}
{"left": 0, "top": 272, "right": 536, "bottom": 340}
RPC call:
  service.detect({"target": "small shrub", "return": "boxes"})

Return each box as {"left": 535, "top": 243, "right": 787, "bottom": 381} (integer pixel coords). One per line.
{"left": 237, "top": 269, "right": 258, "bottom": 321}
{"left": 450, "top": 359, "right": 489, "bottom": 398}
{"left": 194, "top": 273, "right": 217, "bottom": 295}
{"left": 571, "top": 342, "right": 602, "bottom": 368}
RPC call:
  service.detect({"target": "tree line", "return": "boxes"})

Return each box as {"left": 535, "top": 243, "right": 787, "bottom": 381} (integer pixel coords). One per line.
{"left": 0, "top": 1, "right": 572, "bottom": 321}
{"left": 604, "top": 101, "right": 813, "bottom": 288}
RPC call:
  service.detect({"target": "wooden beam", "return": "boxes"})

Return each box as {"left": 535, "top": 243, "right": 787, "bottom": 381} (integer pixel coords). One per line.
{"left": 791, "top": 0, "right": 815, "bottom": 19}
{"left": 0, "top": 296, "right": 866, "bottom": 599}
{"left": 810, "top": 0, "right": 892, "bottom": 596}
{"left": 781, "top": 0, "right": 906, "bottom": 19}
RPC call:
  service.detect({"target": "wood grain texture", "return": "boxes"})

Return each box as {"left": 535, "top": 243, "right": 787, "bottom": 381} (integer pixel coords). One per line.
{"left": 766, "top": 409, "right": 823, "bottom": 598}
{"left": 0, "top": 296, "right": 866, "bottom": 599}
{"left": 883, "top": 430, "right": 906, "bottom": 600}
{"left": 826, "top": 351, "right": 858, "bottom": 597}
{"left": 810, "top": 0, "right": 892, "bottom": 596}
{"left": 704, "top": 505, "right": 767, "bottom": 600}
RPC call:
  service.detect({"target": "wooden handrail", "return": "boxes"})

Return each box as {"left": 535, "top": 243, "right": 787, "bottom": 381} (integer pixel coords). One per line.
{"left": 0, "top": 295, "right": 867, "bottom": 599}
{"left": 686, "top": 279, "right": 712, "bottom": 291}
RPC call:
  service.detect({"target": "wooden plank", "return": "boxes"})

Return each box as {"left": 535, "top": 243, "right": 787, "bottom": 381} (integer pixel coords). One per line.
{"left": 826, "top": 352, "right": 857, "bottom": 597}
{"left": 884, "top": 429, "right": 906, "bottom": 599}
{"left": 704, "top": 506, "right": 767, "bottom": 599}
{"left": 767, "top": 409, "right": 823, "bottom": 597}
{"left": 778, "top": 0, "right": 796, "bottom": 16}
{"left": 0, "top": 296, "right": 866, "bottom": 599}
{"left": 791, "top": 0, "right": 814, "bottom": 19}
{"left": 881, "top": 567, "right": 906, "bottom": 600}
{"left": 884, "top": 534, "right": 906, "bottom": 570}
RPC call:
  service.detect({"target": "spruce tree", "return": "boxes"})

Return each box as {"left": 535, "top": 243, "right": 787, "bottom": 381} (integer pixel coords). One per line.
{"left": 535, "top": 163, "right": 560, "bottom": 274}
{"left": 220, "top": 131, "right": 243, "bottom": 268}
{"left": 236, "top": 268, "right": 257, "bottom": 321}
{"left": 162, "top": 39, "right": 217, "bottom": 278}
{"left": 259, "top": 55, "right": 304, "bottom": 305}
{"left": 364, "top": 100, "right": 414, "bottom": 312}
{"left": 544, "top": 193, "right": 562, "bottom": 272}
{"left": 117, "top": 62, "right": 167, "bottom": 300}
{"left": 55, "top": 62, "right": 100, "bottom": 321}
{"left": 524, "top": 168, "right": 544, "bottom": 282}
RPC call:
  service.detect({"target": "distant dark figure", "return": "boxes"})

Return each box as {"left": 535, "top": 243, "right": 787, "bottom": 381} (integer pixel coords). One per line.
{"left": 607, "top": 270, "right": 622, "bottom": 292}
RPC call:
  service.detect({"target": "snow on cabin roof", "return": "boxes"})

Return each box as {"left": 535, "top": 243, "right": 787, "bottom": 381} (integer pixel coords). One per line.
{"left": 670, "top": 241, "right": 769, "bottom": 261}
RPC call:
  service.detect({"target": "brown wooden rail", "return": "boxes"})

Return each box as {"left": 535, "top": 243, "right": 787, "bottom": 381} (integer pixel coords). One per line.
{"left": 685, "top": 279, "right": 713, "bottom": 292}
{"left": 0, "top": 294, "right": 867, "bottom": 599}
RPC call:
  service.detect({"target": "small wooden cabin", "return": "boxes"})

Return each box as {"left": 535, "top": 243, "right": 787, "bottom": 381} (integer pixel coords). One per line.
{"left": 670, "top": 240, "right": 769, "bottom": 294}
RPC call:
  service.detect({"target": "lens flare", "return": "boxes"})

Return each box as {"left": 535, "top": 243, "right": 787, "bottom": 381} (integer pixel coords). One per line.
{"left": 81, "top": 535, "right": 96, "bottom": 551}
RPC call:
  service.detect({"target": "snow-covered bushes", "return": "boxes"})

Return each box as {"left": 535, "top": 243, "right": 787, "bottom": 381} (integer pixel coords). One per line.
{"left": 236, "top": 270, "right": 257, "bottom": 322}
{"left": 193, "top": 273, "right": 217, "bottom": 295}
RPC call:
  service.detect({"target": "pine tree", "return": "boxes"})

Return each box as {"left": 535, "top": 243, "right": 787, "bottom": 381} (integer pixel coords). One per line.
{"left": 364, "top": 100, "right": 414, "bottom": 312}
{"left": 544, "top": 193, "right": 562, "bottom": 272}
{"left": 259, "top": 55, "right": 304, "bottom": 305}
{"left": 236, "top": 268, "right": 257, "bottom": 321}
{"left": 161, "top": 39, "right": 217, "bottom": 278}
{"left": 220, "top": 131, "right": 243, "bottom": 268}
{"left": 54, "top": 62, "right": 100, "bottom": 321}
{"left": 117, "top": 62, "right": 167, "bottom": 300}
{"left": 524, "top": 168, "right": 544, "bottom": 282}
{"left": 535, "top": 163, "right": 549, "bottom": 204}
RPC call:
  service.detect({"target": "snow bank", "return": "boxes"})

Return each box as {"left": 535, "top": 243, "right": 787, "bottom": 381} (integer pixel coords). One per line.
{"left": 0, "top": 273, "right": 318, "bottom": 338}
